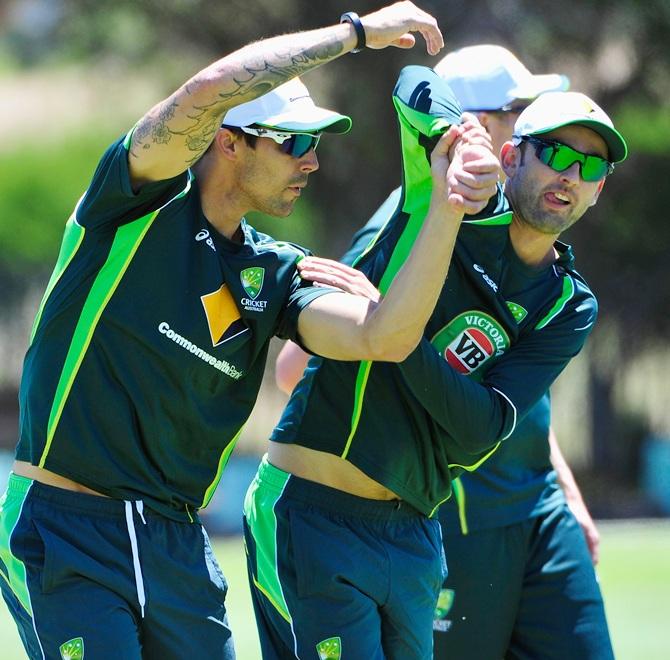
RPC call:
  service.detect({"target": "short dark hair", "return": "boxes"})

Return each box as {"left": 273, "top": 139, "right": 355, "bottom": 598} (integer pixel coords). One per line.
{"left": 221, "top": 125, "right": 258, "bottom": 148}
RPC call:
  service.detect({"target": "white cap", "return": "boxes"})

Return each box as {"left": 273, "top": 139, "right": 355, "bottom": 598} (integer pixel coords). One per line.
{"left": 513, "top": 91, "right": 628, "bottom": 163}
{"left": 221, "top": 78, "right": 351, "bottom": 134}
{"left": 433, "top": 44, "right": 569, "bottom": 111}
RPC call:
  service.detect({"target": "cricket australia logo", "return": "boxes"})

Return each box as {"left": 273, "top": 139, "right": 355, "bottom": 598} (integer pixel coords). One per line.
{"left": 240, "top": 267, "right": 268, "bottom": 313}
{"left": 60, "top": 637, "right": 84, "bottom": 660}
{"left": 316, "top": 636, "right": 342, "bottom": 660}
{"left": 431, "top": 310, "right": 510, "bottom": 380}
{"left": 506, "top": 300, "right": 528, "bottom": 323}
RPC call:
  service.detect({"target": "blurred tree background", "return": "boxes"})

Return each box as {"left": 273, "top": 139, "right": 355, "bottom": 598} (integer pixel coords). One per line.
{"left": 1, "top": 0, "right": 669, "bottom": 517}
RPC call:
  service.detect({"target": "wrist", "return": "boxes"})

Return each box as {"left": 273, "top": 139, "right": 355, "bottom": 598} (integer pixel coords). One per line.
{"left": 427, "top": 197, "right": 462, "bottom": 226}
{"left": 340, "top": 12, "right": 366, "bottom": 53}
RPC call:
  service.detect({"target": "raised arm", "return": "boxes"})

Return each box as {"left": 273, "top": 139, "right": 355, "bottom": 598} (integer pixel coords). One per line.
{"left": 128, "top": 2, "right": 443, "bottom": 188}
{"left": 296, "top": 124, "right": 500, "bottom": 361}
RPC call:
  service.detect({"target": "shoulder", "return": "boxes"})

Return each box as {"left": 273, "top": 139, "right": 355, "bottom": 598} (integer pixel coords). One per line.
{"left": 555, "top": 242, "right": 597, "bottom": 313}
{"left": 535, "top": 263, "right": 598, "bottom": 333}
{"left": 77, "top": 132, "right": 191, "bottom": 229}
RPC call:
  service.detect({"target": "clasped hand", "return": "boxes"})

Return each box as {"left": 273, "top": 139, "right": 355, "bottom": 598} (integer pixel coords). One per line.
{"left": 431, "top": 113, "right": 500, "bottom": 216}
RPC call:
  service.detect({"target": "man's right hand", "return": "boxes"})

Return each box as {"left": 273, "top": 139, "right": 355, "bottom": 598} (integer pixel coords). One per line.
{"left": 430, "top": 120, "right": 500, "bottom": 217}
{"left": 360, "top": 1, "right": 444, "bottom": 56}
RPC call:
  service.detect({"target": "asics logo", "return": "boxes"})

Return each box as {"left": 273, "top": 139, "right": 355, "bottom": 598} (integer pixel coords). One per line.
{"left": 195, "top": 229, "right": 216, "bottom": 252}
{"left": 473, "top": 263, "right": 498, "bottom": 292}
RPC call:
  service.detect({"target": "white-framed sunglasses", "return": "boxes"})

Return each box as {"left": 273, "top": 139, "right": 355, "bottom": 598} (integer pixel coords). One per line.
{"left": 231, "top": 126, "right": 321, "bottom": 158}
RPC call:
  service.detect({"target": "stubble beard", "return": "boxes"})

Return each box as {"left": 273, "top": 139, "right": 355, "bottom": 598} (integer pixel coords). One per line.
{"left": 510, "top": 179, "right": 580, "bottom": 236}
{"left": 239, "top": 163, "right": 299, "bottom": 219}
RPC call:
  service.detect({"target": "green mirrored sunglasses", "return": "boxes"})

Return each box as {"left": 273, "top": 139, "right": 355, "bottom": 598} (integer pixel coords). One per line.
{"left": 522, "top": 136, "right": 614, "bottom": 182}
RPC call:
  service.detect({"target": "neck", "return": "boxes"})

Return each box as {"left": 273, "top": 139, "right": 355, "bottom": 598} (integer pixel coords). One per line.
{"left": 508, "top": 216, "right": 560, "bottom": 268}
{"left": 193, "top": 158, "right": 245, "bottom": 241}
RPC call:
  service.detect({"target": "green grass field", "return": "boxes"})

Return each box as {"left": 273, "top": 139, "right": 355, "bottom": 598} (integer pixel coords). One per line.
{"left": 0, "top": 520, "right": 667, "bottom": 659}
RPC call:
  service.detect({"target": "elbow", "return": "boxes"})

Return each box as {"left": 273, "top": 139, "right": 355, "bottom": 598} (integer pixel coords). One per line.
{"left": 362, "top": 328, "right": 421, "bottom": 363}
{"left": 458, "top": 402, "right": 515, "bottom": 453}
{"left": 274, "top": 370, "right": 293, "bottom": 396}
{"left": 274, "top": 351, "right": 300, "bottom": 395}
{"left": 274, "top": 341, "right": 310, "bottom": 395}
{"left": 454, "top": 429, "right": 501, "bottom": 457}
{"left": 380, "top": 341, "right": 419, "bottom": 363}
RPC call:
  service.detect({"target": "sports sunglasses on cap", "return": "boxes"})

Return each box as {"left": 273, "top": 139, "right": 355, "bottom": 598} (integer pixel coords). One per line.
{"left": 521, "top": 135, "right": 614, "bottom": 182}
{"left": 238, "top": 126, "right": 321, "bottom": 158}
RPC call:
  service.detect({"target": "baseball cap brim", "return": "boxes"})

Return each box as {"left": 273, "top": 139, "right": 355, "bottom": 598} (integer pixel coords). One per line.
{"left": 221, "top": 77, "right": 352, "bottom": 135}
{"left": 531, "top": 119, "right": 627, "bottom": 163}
{"left": 256, "top": 108, "right": 352, "bottom": 134}
{"left": 509, "top": 73, "right": 570, "bottom": 100}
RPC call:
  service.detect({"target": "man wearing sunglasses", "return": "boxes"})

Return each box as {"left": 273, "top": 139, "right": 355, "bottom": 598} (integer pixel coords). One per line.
{"left": 255, "top": 64, "right": 626, "bottom": 657}
{"left": 430, "top": 48, "right": 611, "bottom": 659}
{"left": 275, "top": 45, "right": 608, "bottom": 658}
{"left": 427, "top": 91, "right": 624, "bottom": 660}
{"left": 0, "top": 4, "right": 506, "bottom": 659}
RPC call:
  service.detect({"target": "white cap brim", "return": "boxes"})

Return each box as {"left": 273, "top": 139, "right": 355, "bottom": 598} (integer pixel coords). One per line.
{"left": 509, "top": 73, "right": 570, "bottom": 100}
{"left": 221, "top": 81, "right": 352, "bottom": 135}
{"left": 255, "top": 107, "right": 352, "bottom": 134}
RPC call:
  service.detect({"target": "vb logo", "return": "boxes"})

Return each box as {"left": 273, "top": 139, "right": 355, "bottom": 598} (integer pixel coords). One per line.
{"left": 449, "top": 330, "right": 493, "bottom": 371}
{"left": 431, "top": 311, "right": 510, "bottom": 379}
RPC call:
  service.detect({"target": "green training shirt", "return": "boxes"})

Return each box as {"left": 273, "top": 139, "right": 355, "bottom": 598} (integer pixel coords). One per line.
{"left": 341, "top": 193, "right": 564, "bottom": 532}
{"left": 271, "top": 66, "right": 597, "bottom": 517}
{"left": 16, "top": 133, "right": 330, "bottom": 521}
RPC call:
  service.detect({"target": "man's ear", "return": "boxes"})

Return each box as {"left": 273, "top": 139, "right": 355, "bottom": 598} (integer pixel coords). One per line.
{"left": 216, "top": 128, "right": 243, "bottom": 161}
{"left": 589, "top": 178, "right": 606, "bottom": 207}
{"left": 475, "top": 111, "right": 490, "bottom": 129}
{"left": 499, "top": 141, "right": 520, "bottom": 179}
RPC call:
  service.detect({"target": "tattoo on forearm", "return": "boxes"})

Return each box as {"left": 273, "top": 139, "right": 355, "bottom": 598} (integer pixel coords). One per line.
{"left": 220, "top": 40, "right": 344, "bottom": 100}
{"left": 152, "top": 102, "right": 177, "bottom": 144}
{"left": 130, "top": 35, "right": 344, "bottom": 167}
{"left": 129, "top": 119, "right": 152, "bottom": 159}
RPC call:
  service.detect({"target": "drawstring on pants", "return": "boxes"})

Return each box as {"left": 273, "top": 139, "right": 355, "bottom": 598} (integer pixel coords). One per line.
{"left": 124, "top": 500, "right": 147, "bottom": 618}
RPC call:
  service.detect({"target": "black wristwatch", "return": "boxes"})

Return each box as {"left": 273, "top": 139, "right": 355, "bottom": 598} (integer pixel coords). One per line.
{"left": 340, "top": 12, "right": 366, "bottom": 53}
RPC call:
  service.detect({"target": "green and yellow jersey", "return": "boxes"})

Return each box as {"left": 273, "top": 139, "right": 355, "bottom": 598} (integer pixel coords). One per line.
{"left": 16, "top": 134, "right": 329, "bottom": 521}
{"left": 343, "top": 198, "right": 564, "bottom": 532}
